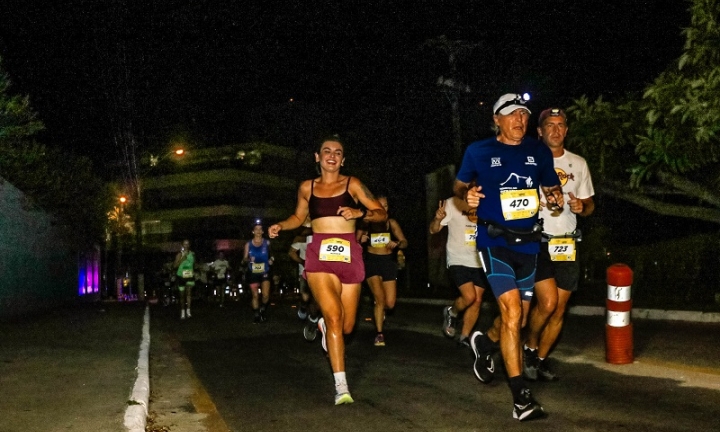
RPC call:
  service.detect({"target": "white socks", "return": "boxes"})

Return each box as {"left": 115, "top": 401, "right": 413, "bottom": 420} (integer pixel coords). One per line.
{"left": 333, "top": 372, "right": 349, "bottom": 395}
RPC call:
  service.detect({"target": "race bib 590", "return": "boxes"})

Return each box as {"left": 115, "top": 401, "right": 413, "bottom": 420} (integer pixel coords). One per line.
{"left": 319, "top": 238, "right": 352, "bottom": 263}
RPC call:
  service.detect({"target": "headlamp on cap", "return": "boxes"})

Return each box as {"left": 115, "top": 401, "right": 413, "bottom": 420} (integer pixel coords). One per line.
{"left": 493, "top": 93, "right": 532, "bottom": 116}
{"left": 538, "top": 107, "right": 567, "bottom": 125}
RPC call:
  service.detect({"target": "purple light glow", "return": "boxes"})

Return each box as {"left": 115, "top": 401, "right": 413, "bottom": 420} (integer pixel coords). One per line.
{"left": 78, "top": 249, "right": 101, "bottom": 295}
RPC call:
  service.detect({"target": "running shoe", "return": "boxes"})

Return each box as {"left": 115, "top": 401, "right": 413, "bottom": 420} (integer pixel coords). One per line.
{"left": 297, "top": 306, "right": 308, "bottom": 320}
{"left": 469, "top": 331, "right": 494, "bottom": 383}
{"left": 334, "top": 392, "right": 354, "bottom": 405}
{"left": 374, "top": 333, "right": 385, "bottom": 346}
{"left": 537, "top": 358, "right": 559, "bottom": 382}
{"left": 523, "top": 346, "right": 539, "bottom": 381}
{"left": 186, "top": 308, "right": 191, "bottom": 318}
{"left": 512, "top": 388, "right": 546, "bottom": 421}
{"left": 180, "top": 310, "right": 186, "bottom": 320}
{"left": 318, "top": 317, "right": 328, "bottom": 352}
{"left": 253, "top": 314, "right": 261, "bottom": 324}
{"left": 442, "top": 306, "right": 457, "bottom": 338}
{"left": 457, "top": 335, "right": 471, "bottom": 349}
{"left": 303, "top": 321, "right": 318, "bottom": 342}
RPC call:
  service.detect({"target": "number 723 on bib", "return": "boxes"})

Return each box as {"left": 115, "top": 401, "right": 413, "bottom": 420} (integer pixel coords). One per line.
{"left": 548, "top": 238, "right": 576, "bottom": 262}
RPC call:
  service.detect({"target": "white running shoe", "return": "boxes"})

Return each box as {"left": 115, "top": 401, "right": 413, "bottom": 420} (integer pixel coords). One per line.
{"left": 334, "top": 392, "right": 354, "bottom": 405}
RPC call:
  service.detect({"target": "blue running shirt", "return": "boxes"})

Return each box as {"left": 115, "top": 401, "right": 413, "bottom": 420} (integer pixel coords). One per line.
{"left": 456, "top": 136, "right": 560, "bottom": 254}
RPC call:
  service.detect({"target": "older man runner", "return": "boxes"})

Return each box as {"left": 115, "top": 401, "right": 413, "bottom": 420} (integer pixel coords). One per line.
{"left": 523, "top": 108, "right": 595, "bottom": 381}
{"left": 454, "top": 93, "right": 563, "bottom": 421}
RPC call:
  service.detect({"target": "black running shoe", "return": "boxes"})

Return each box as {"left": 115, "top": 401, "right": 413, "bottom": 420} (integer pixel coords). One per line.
{"left": 457, "top": 336, "right": 471, "bottom": 349}
{"left": 513, "top": 388, "right": 546, "bottom": 421}
{"left": 469, "top": 331, "right": 494, "bottom": 383}
{"left": 303, "top": 321, "right": 318, "bottom": 342}
{"left": 537, "top": 358, "right": 559, "bottom": 381}
{"left": 523, "top": 346, "right": 539, "bottom": 381}
{"left": 442, "top": 306, "right": 457, "bottom": 338}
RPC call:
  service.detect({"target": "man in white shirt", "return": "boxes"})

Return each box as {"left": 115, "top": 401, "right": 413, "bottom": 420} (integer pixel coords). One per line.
{"left": 430, "top": 197, "right": 489, "bottom": 348}
{"left": 523, "top": 108, "right": 595, "bottom": 381}
{"left": 289, "top": 225, "right": 317, "bottom": 322}
{"left": 210, "top": 251, "right": 230, "bottom": 307}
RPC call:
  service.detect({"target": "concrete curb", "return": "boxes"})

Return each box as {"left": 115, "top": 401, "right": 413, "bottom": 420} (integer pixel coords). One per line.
{"left": 124, "top": 305, "right": 151, "bottom": 432}
{"left": 395, "top": 298, "right": 720, "bottom": 323}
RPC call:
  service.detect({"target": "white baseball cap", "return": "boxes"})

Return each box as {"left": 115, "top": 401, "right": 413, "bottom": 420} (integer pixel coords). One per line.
{"left": 493, "top": 93, "right": 531, "bottom": 116}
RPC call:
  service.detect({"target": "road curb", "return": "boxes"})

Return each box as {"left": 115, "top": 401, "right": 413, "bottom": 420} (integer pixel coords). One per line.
{"left": 394, "top": 298, "right": 720, "bottom": 323}
{"left": 124, "top": 305, "right": 150, "bottom": 432}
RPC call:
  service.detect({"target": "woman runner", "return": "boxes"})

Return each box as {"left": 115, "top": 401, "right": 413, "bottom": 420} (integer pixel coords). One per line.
{"left": 268, "top": 134, "right": 386, "bottom": 405}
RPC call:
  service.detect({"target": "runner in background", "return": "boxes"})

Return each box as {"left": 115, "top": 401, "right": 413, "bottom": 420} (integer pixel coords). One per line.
{"left": 289, "top": 219, "right": 322, "bottom": 340}
{"left": 429, "top": 197, "right": 488, "bottom": 348}
{"left": 357, "top": 194, "right": 407, "bottom": 346}
{"left": 523, "top": 107, "right": 595, "bottom": 382}
{"left": 173, "top": 239, "right": 195, "bottom": 320}
{"left": 243, "top": 221, "right": 274, "bottom": 323}
{"left": 210, "top": 251, "right": 230, "bottom": 307}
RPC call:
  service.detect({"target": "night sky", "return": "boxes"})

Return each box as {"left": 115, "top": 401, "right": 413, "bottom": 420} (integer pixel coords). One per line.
{"left": 0, "top": 0, "right": 690, "bottom": 176}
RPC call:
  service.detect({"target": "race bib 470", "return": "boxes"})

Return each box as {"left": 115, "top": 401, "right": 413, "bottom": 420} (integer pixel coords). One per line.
{"left": 500, "top": 189, "right": 539, "bottom": 221}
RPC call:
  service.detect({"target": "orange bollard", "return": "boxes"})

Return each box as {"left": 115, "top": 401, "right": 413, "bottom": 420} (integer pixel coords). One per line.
{"left": 605, "top": 264, "right": 634, "bottom": 364}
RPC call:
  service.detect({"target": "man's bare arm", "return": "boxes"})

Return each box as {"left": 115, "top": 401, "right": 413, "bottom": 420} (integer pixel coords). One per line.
{"left": 453, "top": 179, "right": 469, "bottom": 200}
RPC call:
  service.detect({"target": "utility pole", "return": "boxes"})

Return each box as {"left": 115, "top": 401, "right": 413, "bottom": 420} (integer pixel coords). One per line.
{"left": 425, "top": 35, "right": 478, "bottom": 163}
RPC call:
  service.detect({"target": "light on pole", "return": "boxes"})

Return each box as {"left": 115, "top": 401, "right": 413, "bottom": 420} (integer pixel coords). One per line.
{"left": 133, "top": 148, "right": 185, "bottom": 299}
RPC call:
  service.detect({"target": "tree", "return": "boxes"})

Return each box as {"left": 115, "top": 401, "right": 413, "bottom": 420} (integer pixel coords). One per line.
{"left": 567, "top": 0, "right": 720, "bottom": 224}
{"left": 0, "top": 57, "right": 44, "bottom": 141}
{"left": 0, "top": 56, "right": 110, "bottom": 245}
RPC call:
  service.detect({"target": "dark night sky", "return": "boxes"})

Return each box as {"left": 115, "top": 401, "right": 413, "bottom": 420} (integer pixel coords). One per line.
{"left": 0, "top": 0, "right": 690, "bottom": 171}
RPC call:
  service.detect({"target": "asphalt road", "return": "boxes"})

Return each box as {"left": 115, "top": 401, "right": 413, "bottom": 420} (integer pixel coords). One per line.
{"left": 149, "top": 295, "right": 720, "bottom": 432}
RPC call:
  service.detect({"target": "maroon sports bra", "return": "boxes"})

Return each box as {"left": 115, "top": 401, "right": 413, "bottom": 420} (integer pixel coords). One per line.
{"left": 308, "top": 177, "right": 360, "bottom": 219}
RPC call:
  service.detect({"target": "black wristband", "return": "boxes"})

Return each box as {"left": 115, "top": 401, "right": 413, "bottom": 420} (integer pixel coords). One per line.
{"left": 359, "top": 208, "right": 367, "bottom": 220}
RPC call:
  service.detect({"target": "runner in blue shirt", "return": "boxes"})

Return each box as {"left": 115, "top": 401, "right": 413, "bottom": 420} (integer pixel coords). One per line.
{"left": 454, "top": 93, "right": 563, "bottom": 422}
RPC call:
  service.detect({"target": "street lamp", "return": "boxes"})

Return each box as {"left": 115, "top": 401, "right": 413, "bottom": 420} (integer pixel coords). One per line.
{"left": 150, "top": 148, "right": 186, "bottom": 167}
{"left": 133, "top": 148, "right": 185, "bottom": 299}
{"left": 107, "top": 195, "right": 131, "bottom": 299}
